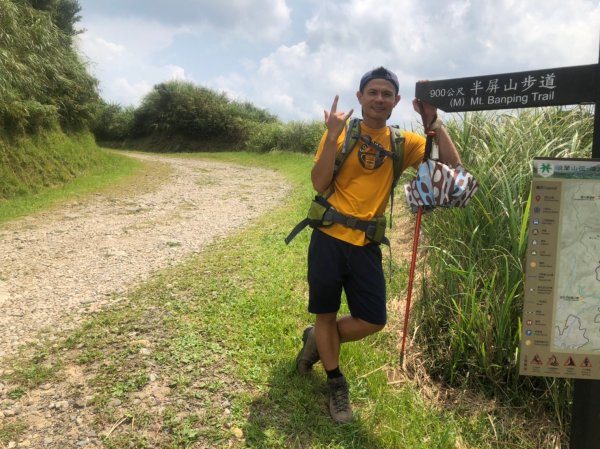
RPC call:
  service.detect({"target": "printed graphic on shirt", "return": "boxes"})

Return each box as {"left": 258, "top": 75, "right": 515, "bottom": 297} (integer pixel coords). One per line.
{"left": 358, "top": 142, "right": 386, "bottom": 170}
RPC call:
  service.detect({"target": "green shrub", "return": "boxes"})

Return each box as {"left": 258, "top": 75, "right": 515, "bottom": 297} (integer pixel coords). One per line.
{"left": 279, "top": 121, "right": 325, "bottom": 153}
{"left": 129, "top": 80, "right": 275, "bottom": 146}
{"left": 244, "top": 122, "right": 284, "bottom": 153}
{"left": 0, "top": 100, "right": 59, "bottom": 134}
{"left": 89, "top": 77, "right": 321, "bottom": 154}
{"left": 244, "top": 120, "right": 324, "bottom": 153}
{"left": 91, "top": 102, "right": 135, "bottom": 142}
{"left": 227, "top": 100, "right": 278, "bottom": 124}
{"left": 0, "top": 130, "right": 112, "bottom": 201}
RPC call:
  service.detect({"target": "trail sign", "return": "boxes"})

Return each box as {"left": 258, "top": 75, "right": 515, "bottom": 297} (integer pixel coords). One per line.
{"left": 415, "top": 52, "right": 599, "bottom": 449}
{"left": 415, "top": 64, "right": 597, "bottom": 112}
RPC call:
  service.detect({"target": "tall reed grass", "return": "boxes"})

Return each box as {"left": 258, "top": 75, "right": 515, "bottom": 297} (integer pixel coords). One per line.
{"left": 414, "top": 107, "right": 594, "bottom": 424}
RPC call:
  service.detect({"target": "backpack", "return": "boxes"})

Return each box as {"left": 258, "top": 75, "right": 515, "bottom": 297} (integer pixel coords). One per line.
{"left": 285, "top": 118, "right": 405, "bottom": 245}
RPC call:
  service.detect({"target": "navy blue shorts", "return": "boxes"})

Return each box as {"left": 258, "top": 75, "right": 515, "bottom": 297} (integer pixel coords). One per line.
{"left": 307, "top": 229, "right": 386, "bottom": 325}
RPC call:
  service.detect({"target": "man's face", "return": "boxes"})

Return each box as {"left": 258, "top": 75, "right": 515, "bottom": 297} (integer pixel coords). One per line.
{"left": 356, "top": 79, "right": 400, "bottom": 126}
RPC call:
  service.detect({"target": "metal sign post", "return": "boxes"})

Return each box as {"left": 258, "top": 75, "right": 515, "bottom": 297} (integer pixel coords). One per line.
{"left": 415, "top": 49, "right": 599, "bottom": 449}
{"left": 570, "top": 43, "right": 600, "bottom": 449}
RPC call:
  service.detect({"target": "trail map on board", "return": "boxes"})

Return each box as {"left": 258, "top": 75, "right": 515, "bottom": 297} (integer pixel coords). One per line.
{"left": 520, "top": 158, "right": 600, "bottom": 380}
{"left": 553, "top": 179, "right": 600, "bottom": 352}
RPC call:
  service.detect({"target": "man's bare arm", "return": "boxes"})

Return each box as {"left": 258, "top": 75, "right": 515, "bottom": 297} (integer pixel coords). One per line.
{"left": 311, "top": 95, "right": 354, "bottom": 193}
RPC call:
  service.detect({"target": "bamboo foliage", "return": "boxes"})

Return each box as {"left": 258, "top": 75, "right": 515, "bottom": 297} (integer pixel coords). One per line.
{"left": 0, "top": 0, "right": 98, "bottom": 134}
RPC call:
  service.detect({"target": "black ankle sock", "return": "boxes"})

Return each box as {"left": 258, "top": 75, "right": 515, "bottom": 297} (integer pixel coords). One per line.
{"left": 326, "top": 367, "right": 343, "bottom": 379}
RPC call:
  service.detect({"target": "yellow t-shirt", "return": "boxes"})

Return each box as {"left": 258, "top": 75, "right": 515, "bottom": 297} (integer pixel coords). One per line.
{"left": 314, "top": 122, "right": 425, "bottom": 246}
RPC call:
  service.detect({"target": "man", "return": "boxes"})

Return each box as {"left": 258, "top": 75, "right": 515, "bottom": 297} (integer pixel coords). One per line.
{"left": 295, "top": 67, "right": 462, "bottom": 423}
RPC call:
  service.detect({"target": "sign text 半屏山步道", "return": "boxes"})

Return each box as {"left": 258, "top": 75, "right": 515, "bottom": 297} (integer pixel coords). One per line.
{"left": 415, "top": 65, "right": 597, "bottom": 112}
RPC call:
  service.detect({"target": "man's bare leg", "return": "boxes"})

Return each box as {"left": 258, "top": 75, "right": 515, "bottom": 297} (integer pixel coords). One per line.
{"left": 315, "top": 313, "right": 384, "bottom": 370}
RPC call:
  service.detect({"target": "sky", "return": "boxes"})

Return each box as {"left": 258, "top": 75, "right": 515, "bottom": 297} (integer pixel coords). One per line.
{"left": 76, "top": 0, "right": 600, "bottom": 127}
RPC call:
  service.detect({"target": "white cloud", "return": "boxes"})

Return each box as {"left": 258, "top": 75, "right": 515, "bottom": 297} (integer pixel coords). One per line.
{"left": 418, "top": 0, "right": 600, "bottom": 75}
{"left": 166, "top": 66, "right": 189, "bottom": 82}
{"left": 248, "top": 0, "right": 600, "bottom": 123}
{"left": 77, "top": 17, "right": 192, "bottom": 105}
{"left": 78, "top": 16, "right": 188, "bottom": 60}
{"left": 212, "top": 73, "right": 248, "bottom": 102}
{"left": 77, "top": 0, "right": 600, "bottom": 124}
{"left": 107, "top": 78, "right": 153, "bottom": 106}
{"left": 79, "top": 0, "right": 291, "bottom": 41}
{"left": 94, "top": 38, "right": 125, "bottom": 59}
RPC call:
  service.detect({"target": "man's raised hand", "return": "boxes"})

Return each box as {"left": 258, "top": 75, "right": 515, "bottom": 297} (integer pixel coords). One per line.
{"left": 324, "top": 95, "right": 353, "bottom": 137}
{"left": 412, "top": 94, "right": 437, "bottom": 130}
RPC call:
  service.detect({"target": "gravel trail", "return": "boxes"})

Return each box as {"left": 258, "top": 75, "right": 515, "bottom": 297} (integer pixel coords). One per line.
{"left": 0, "top": 153, "right": 291, "bottom": 359}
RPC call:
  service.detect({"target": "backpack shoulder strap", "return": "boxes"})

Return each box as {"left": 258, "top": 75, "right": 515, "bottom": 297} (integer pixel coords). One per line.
{"left": 389, "top": 125, "right": 405, "bottom": 188}
{"left": 386, "top": 125, "right": 406, "bottom": 235}
{"left": 333, "top": 118, "right": 362, "bottom": 176}
{"left": 322, "top": 118, "right": 361, "bottom": 198}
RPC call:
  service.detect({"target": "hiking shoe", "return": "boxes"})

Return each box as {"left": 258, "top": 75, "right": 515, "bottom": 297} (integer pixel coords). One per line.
{"left": 327, "top": 375, "right": 353, "bottom": 423}
{"left": 295, "top": 326, "right": 319, "bottom": 374}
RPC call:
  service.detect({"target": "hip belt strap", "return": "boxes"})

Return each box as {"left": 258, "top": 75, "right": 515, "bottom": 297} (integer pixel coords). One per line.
{"left": 284, "top": 206, "right": 389, "bottom": 246}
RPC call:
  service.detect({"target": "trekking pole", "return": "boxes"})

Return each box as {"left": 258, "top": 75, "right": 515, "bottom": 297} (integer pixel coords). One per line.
{"left": 399, "top": 127, "right": 435, "bottom": 366}
{"left": 399, "top": 201, "right": 422, "bottom": 366}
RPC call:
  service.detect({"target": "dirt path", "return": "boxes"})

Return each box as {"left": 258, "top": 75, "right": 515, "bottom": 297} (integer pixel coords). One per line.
{"left": 0, "top": 153, "right": 291, "bottom": 359}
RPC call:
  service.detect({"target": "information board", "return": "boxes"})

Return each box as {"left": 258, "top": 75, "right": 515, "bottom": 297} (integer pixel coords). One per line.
{"left": 520, "top": 158, "right": 600, "bottom": 380}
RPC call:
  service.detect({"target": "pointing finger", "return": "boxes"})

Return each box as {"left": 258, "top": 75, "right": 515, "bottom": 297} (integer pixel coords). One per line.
{"left": 330, "top": 95, "right": 339, "bottom": 113}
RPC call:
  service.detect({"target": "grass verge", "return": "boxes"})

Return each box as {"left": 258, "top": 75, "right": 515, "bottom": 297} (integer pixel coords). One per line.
{"left": 0, "top": 146, "right": 145, "bottom": 224}
{"left": 0, "top": 151, "right": 548, "bottom": 448}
